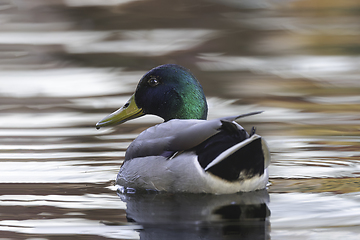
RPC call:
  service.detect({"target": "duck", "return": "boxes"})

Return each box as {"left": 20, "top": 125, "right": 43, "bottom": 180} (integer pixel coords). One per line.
{"left": 96, "top": 64, "right": 270, "bottom": 194}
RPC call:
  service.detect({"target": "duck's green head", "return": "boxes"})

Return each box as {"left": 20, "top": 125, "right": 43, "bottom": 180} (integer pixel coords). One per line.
{"left": 96, "top": 64, "right": 208, "bottom": 129}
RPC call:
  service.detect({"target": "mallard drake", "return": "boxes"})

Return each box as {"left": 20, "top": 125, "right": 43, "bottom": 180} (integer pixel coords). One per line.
{"left": 96, "top": 64, "right": 270, "bottom": 194}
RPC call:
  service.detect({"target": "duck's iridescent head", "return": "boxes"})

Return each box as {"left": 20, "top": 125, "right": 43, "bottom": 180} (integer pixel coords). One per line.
{"left": 96, "top": 64, "right": 208, "bottom": 129}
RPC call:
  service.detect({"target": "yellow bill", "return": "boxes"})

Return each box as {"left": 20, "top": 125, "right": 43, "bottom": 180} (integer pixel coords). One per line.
{"left": 96, "top": 94, "right": 145, "bottom": 129}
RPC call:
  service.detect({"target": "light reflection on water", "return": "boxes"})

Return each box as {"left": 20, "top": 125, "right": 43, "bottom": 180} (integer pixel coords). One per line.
{"left": 0, "top": 68, "right": 137, "bottom": 97}
{"left": 1, "top": 0, "right": 360, "bottom": 239}
{"left": 270, "top": 193, "right": 360, "bottom": 239}
{"left": 0, "top": 218, "right": 140, "bottom": 240}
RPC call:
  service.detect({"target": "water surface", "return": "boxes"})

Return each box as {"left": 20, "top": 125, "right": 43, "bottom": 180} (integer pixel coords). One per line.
{"left": 1, "top": 0, "right": 360, "bottom": 239}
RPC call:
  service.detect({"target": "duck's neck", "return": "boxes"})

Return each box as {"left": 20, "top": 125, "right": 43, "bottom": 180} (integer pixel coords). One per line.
{"left": 162, "top": 89, "right": 208, "bottom": 121}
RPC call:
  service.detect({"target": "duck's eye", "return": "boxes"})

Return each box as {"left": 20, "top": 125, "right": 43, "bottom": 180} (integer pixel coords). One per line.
{"left": 148, "top": 78, "right": 159, "bottom": 87}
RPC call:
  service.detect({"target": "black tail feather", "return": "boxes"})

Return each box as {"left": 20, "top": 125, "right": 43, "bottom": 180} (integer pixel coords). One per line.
{"left": 200, "top": 137, "right": 265, "bottom": 182}
{"left": 196, "top": 125, "right": 248, "bottom": 170}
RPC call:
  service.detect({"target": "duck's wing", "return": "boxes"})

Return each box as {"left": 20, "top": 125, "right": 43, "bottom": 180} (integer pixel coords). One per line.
{"left": 125, "top": 119, "right": 203, "bottom": 161}
{"left": 125, "top": 111, "right": 263, "bottom": 161}
{"left": 168, "top": 111, "right": 262, "bottom": 151}
{"left": 124, "top": 117, "right": 232, "bottom": 161}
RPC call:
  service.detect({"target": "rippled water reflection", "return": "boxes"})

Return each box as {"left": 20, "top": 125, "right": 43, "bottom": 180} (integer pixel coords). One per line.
{"left": 1, "top": 0, "right": 360, "bottom": 239}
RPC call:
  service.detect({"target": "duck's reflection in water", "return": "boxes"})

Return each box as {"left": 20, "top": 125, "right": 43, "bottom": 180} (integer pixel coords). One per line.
{"left": 118, "top": 189, "right": 270, "bottom": 240}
